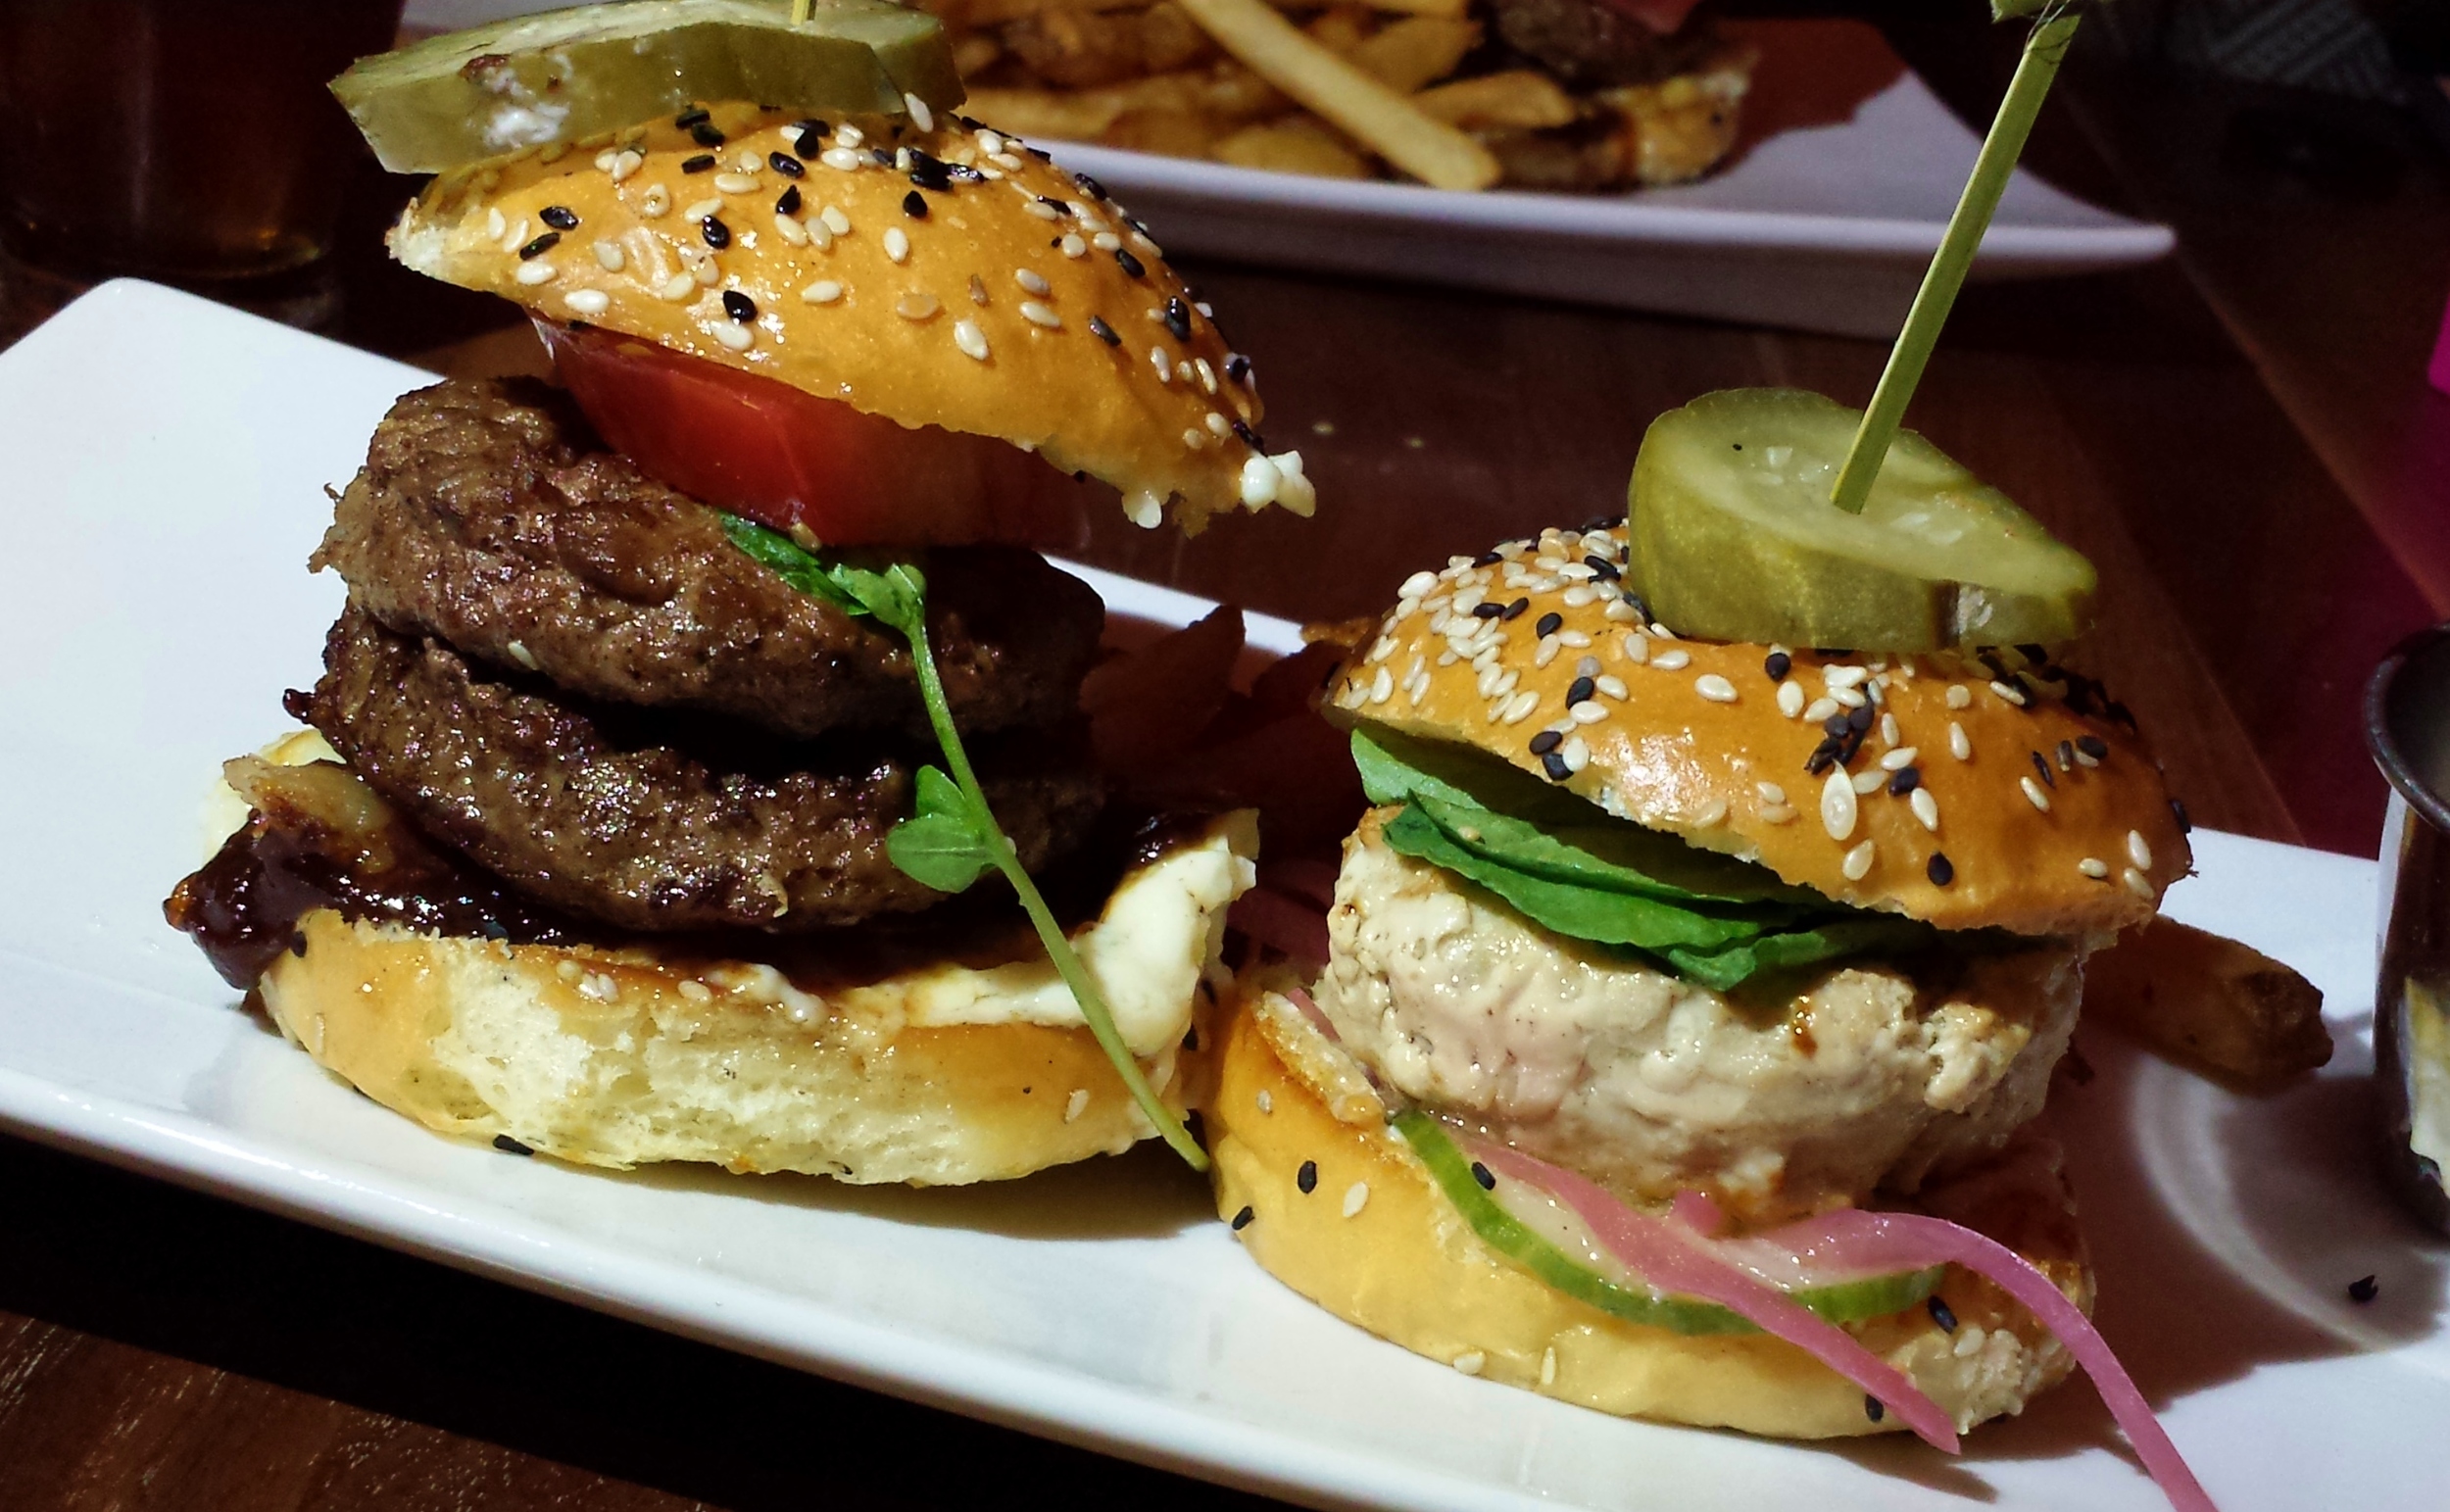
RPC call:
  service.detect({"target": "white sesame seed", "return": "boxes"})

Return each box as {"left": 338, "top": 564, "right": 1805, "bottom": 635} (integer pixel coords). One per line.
{"left": 735, "top": 148, "right": 763, "bottom": 173}
{"left": 1256, "top": 1089, "right": 1272, "bottom": 1113}
{"left": 991, "top": 151, "right": 1024, "bottom": 171}
{"left": 2124, "top": 866, "right": 2154, "bottom": 900}
{"left": 1342, "top": 1181, "right": 1370, "bottom": 1217}
{"left": 1604, "top": 597, "right": 1641, "bottom": 622}
{"left": 591, "top": 238, "right": 626, "bottom": 270}
{"left": 1946, "top": 684, "right": 1973, "bottom": 709}
{"left": 2127, "top": 831, "right": 2154, "bottom": 871}
{"left": 677, "top": 978, "right": 711, "bottom": 1002}
{"left": 1369, "top": 667, "right": 1394, "bottom": 705}
{"left": 1851, "top": 768, "right": 1885, "bottom": 795}
{"left": 564, "top": 288, "right": 610, "bottom": 316}
{"left": 1182, "top": 427, "right": 1207, "bottom": 451}
{"left": 1990, "top": 680, "right": 2029, "bottom": 707}
{"left": 1541, "top": 1347, "right": 1556, "bottom": 1388}
{"left": 1061, "top": 233, "right": 1087, "bottom": 258}
{"left": 896, "top": 291, "right": 939, "bottom": 320}
{"left": 1803, "top": 697, "right": 1839, "bottom": 724}
{"left": 710, "top": 320, "right": 753, "bottom": 351}
{"left": 689, "top": 256, "right": 719, "bottom": 287}
{"left": 639, "top": 182, "right": 671, "bottom": 217}
{"left": 1024, "top": 199, "right": 1061, "bottom": 221}
{"left": 658, "top": 272, "right": 695, "bottom": 301}
{"left": 904, "top": 91, "right": 935, "bottom": 132}
{"left": 1910, "top": 787, "right": 1940, "bottom": 831}
{"left": 2021, "top": 776, "right": 2053, "bottom": 811}
{"left": 485, "top": 207, "right": 506, "bottom": 240}
{"left": 1693, "top": 797, "right": 1728, "bottom": 827}
{"left": 1695, "top": 673, "right": 1738, "bottom": 703}
{"left": 2075, "top": 747, "right": 2101, "bottom": 769}
{"left": 1367, "top": 635, "right": 1397, "bottom": 664}
{"left": 713, "top": 171, "right": 759, "bottom": 193}
{"left": 2078, "top": 857, "right": 2109, "bottom": 879}
{"left": 979, "top": 129, "right": 1005, "bottom": 155}
{"left": 1822, "top": 769, "right": 1858, "bottom": 841}
{"left": 1124, "top": 488, "right": 1163, "bottom": 527}
{"left": 1777, "top": 681, "right": 1806, "bottom": 719}
{"left": 801, "top": 279, "right": 844, "bottom": 304}
{"left": 1195, "top": 358, "right": 1218, "bottom": 393}
{"left": 835, "top": 122, "right": 865, "bottom": 147}
{"left": 514, "top": 261, "right": 557, "bottom": 286}
{"left": 1400, "top": 570, "right": 1439, "bottom": 599}
{"left": 1842, "top": 841, "right": 1875, "bottom": 881}
{"left": 1452, "top": 1351, "right": 1486, "bottom": 1377}
{"left": 609, "top": 149, "right": 642, "bottom": 182}
{"left": 1652, "top": 649, "right": 1690, "bottom": 671}
{"left": 1831, "top": 687, "right": 1867, "bottom": 709}
{"left": 1825, "top": 665, "right": 1869, "bottom": 690}
{"left": 819, "top": 205, "right": 852, "bottom": 235}
{"left": 1595, "top": 674, "right": 1627, "bottom": 700}
{"left": 1880, "top": 712, "right": 1900, "bottom": 746}
{"left": 1561, "top": 735, "right": 1590, "bottom": 772}
{"left": 1761, "top": 804, "right": 1797, "bottom": 824}
{"left": 953, "top": 318, "right": 989, "bottom": 361}
{"left": 1879, "top": 747, "right": 1919, "bottom": 771}
{"left": 1949, "top": 722, "right": 1972, "bottom": 761}
{"left": 1757, "top": 782, "right": 1788, "bottom": 805}
{"left": 1533, "top": 639, "right": 1561, "bottom": 669}
{"left": 1093, "top": 230, "right": 1122, "bottom": 251}
{"left": 774, "top": 214, "right": 808, "bottom": 246}
{"left": 1238, "top": 455, "right": 1282, "bottom": 509}
{"left": 821, "top": 147, "right": 864, "bottom": 172}
{"left": 1501, "top": 691, "right": 1539, "bottom": 725}
{"left": 1063, "top": 1087, "right": 1089, "bottom": 1123}
{"left": 1204, "top": 412, "right": 1231, "bottom": 437}
{"left": 682, "top": 196, "right": 723, "bottom": 221}
{"left": 1570, "top": 700, "right": 1607, "bottom": 724}
{"left": 1012, "top": 268, "right": 1052, "bottom": 298}
{"left": 883, "top": 226, "right": 910, "bottom": 264}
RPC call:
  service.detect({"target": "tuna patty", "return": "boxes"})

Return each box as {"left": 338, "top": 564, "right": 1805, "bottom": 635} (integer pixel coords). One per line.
{"left": 297, "top": 606, "right": 1105, "bottom": 934}
{"left": 1315, "top": 808, "right": 2082, "bottom": 1226}
{"left": 312, "top": 378, "right": 1104, "bottom": 741}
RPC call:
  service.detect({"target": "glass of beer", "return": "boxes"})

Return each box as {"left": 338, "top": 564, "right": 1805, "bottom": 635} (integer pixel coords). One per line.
{"left": 0, "top": 0, "right": 407, "bottom": 282}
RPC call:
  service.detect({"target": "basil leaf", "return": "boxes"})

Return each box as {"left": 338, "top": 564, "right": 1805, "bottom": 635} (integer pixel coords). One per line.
{"left": 887, "top": 765, "right": 996, "bottom": 892}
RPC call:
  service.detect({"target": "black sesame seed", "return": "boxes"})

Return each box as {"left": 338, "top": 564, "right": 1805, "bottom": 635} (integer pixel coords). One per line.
{"left": 2031, "top": 751, "right": 2056, "bottom": 788}
{"left": 1887, "top": 766, "right": 1921, "bottom": 796}
{"left": 2172, "top": 797, "right": 2191, "bottom": 833}
{"left": 1471, "top": 1161, "right": 1496, "bottom": 1190}
{"left": 1074, "top": 171, "right": 1107, "bottom": 200}
{"left": 1225, "top": 353, "right": 1252, "bottom": 383}
{"left": 2015, "top": 642, "right": 2048, "bottom": 663}
{"left": 2056, "top": 739, "right": 2076, "bottom": 770}
{"left": 700, "top": 215, "right": 730, "bottom": 249}
{"left": 1231, "top": 1205, "right": 1255, "bottom": 1231}
{"left": 1847, "top": 704, "right": 1874, "bottom": 733}
{"left": 903, "top": 189, "right": 928, "bottom": 219}
{"left": 1529, "top": 730, "right": 1563, "bottom": 756}
{"left": 1805, "top": 742, "right": 1838, "bottom": 776}
{"left": 2348, "top": 1274, "right": 2379, "bottom": 1303}
{"left": 1535, "top": 610, "right": 1563, "bottom": 638}
{"left": 795, "top": 129, "right": 826, "bottom": 158}
{"left": 1297, "top": 1159, "right": 1318, "bottom": 1195}
{"left": 1542, "top": 751, "right": 1572, "bottom": 781}
{"left": 1474, "top": 551, "right": 1503, "bottom": 567}
{"left": 908, "top": 150, "right": 953, "bottom": 191}
{"left": 690, "top": 121, "right": 725, "bottom": 147}
{"left": 1163, "top": 297, "right": 1193, "bottom": 340}
{"left": 774, "top": 184, "right": 803, "bottom": 217}
{"left": 1566, "top": 676, "right": 1595, "bottom": 707}
{"left": 1500, "top": 598, "right": 1530, "bottom": 621}
{"left": 1927, "top": 1295, "right": 1957, "bottom": 1332}
{"left": 767, "top": 150, "right": 805, "bottom": 178}
{"left": 722, "top": 290, "right": 757, "bottom": 322}
{"left": 516, "top": 230, "right": 561, "bottom": 260}
{"left": 538, "top": 204, "right": 578, "bottom": 230}
{"left": 1471, "top": 602, "right": 1503, "bottom": 620}
{"left": 948, "top": 163, "right": 985, "bottom": 183}
{"left": 1088, "top": 315, "right": 1120, "bottom": 347}
{"left": 1765, "top": 651, "right": 1791, "bottom": 681}
{"left": 1231, "top": 417, "right": 1264, "bottom": 451}
{"left": 1927, "top": 853, "right": 1955, "bottom": 886}
{"left": 1824, "top": 713, "right": 1853, "bottom": 738}
{"left": 2078, "top": 734, "right": 2109, "bottom": 759}
{"left": 288, "top": 931, "right": 309, "bottom": 957}
{"left": 1114, "top": 247, "right": 1146, "bottom": 278}
{"left": 1817, "top": 648, "right": 1854, "bottom": 659}
{"left": 1732, "top": 442, "right": 1743, "bottom": 451}
{"left": 1027, "top": 145, "right": 1052, "bottom": 161}
{"left": 1037, "top": 194, "right": 1073, "bottom": 217}
{"left": 682, "top": 153, "right": 716, "bottom": 173}
{"left": 493, "top": 1135, "right": 534, "bottom": 1156}
{"left": 1864, "top": 1395, "right": 1885, "bottom": 1425}
{"left": 674, "top": 107, "right": 711, "bottom": 129}
{"left": 870, "top": 147, "right": 896, "bottom": 168}
{"left": 479, "top": 918, "right": 510, "bottom": 941}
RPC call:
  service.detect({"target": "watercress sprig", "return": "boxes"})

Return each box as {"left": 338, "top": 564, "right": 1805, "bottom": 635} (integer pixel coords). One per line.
{"left": 1830, "top": 0, "right": 2084, "bottom": 515}
{"left": 721, "top": 515, "right": 1211, "bottom": 1171}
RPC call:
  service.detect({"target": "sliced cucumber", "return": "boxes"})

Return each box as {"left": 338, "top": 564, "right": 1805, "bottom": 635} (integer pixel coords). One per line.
{"left": 331, "top": 0, "right": 963, "bottom": 173}
{"left": 1626, "top": 388, "right": 2096, "bottom": 653}
{"left": 1396, "top": 1113, "right": 1943, "bottom": 1336}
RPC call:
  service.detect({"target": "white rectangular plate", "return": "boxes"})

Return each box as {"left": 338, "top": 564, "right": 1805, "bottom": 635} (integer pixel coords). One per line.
{"left": 1, "top": 282, "right": 2437, "bottom": 1512}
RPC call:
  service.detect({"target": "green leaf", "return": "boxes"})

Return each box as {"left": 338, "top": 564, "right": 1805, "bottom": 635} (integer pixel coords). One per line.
{"left": 716, "top": 513, "right": 928, "bottom": 633}
{"left": 886, "top": 766, "right": 998, "bottom": 892}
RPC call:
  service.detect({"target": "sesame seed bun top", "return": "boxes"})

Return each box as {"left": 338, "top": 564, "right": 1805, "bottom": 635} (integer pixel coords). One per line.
{"left": 1325, "top": 522, "right": 2190, "bottom": 938}
{"left": 391, "top": 103, "right": 1311, "bottom": 535}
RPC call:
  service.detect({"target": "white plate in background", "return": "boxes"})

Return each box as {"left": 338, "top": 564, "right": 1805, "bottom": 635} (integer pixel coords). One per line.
{"left": 396, "top": 2, "right": 2170, "bottom": 335}
{"left": 0, "top": 283, "right": 2434, "bottom": 1512}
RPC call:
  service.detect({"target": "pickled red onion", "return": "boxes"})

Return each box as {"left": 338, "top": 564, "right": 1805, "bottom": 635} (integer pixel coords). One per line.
{"left": 1466, "top": 1139, "right": 1961, "bottom": 1453}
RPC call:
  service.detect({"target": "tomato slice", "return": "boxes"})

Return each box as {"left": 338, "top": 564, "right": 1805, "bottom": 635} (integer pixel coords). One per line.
{"left": 536, "top": 320, "right": 1093, "bottom": 548}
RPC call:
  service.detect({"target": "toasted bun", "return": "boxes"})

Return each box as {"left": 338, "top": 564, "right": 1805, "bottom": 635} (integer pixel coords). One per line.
{"left": 255, "top": 808, "right": 1257, "bottom": 1186}
{"left": 1326, "top": 524, "right": 2188, "bottom": 937}
{"left": 395, "top": 103, "right": 1307, "bottom": 533}
{"left": 1200, "top": 985, "right": 2089, "bottom": 1439}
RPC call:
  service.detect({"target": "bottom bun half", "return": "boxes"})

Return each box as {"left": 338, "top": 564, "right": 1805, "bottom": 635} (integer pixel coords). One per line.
{"left": 1200, "top": 985, "right": 2092, "bottom": 1439}
{"left": 256, "top": 806, "right": 1257, "bottom": 1188}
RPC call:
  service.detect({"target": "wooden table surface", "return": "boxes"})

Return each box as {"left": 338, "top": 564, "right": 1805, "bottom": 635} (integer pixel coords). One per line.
{"left": 3, "top": 11, "right": 2446, "bottom": 1509}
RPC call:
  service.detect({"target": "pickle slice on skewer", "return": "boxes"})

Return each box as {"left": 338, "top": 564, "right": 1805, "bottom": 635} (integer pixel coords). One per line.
{"left": 332, "top": 0, "right": 964, "bottom": 174}
{"left": 1626, "top": 388, "right": 2096, "bottom": 653}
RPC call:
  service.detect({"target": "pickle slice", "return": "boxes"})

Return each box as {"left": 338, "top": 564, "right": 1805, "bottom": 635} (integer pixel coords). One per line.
{"left": 331, "top": 0, "right": 963, "bottom": 174}
{"left": 1626, "top": 388, "right": 2096, "bottom": 652}
{"left": 1396, "top": 1113, "right": 1945, "bottom": 1336}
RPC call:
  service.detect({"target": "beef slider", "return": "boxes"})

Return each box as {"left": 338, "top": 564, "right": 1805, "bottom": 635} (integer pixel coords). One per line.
{"left": 297, "top": 606, "right": 1106, "bottom": 933}
{"left": 312, "top": 379, "right": 1105, "bottom": 742}
{"left": 1486, "top": 0, "right": 1730, "bottom": 88}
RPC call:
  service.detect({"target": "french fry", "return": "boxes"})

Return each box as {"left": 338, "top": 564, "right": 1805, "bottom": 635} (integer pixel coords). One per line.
{"left": 1215, "top": 116, "right": 1370, "bottom": 177}
{"left": 1174, "top": 0, "right": 1498, "bottom": 188}
{"left": 1105, "top": 105, "right": 1221, "bottom": 157}
{"left": 1349, "top": 16, "right": 1480, "bottom": 94}
{"left": 1412, "top": 69, "right": 1577, "bottom": 131}
{"left": 961, "top": 85, "right": 1134, "bottom": 141}
{"left": 936, "top": 0, "right": 1147, "bottom": 28}
{"left": 2082, "top": 916, "right": 2332, "bottom": 1087}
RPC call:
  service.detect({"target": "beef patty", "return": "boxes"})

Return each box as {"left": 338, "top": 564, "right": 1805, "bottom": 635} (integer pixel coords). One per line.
{"left": 297, "top": 606, "right": 1106, "bottom": 934}
{"left": 312, "top": 378, "right": 1104, "bottom": 741}
{"left": 1486, "top": 0, "right": 1728, "bottom": 88}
